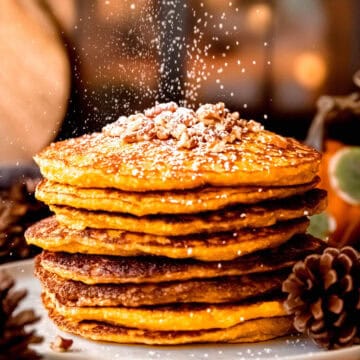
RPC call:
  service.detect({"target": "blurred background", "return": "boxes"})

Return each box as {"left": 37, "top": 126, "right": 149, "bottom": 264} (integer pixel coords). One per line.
{"left": 0, "top": 0, "right": 359, "bottom": 262}
{"left": 1, "top": 0, "right": 359, "bottom": 164}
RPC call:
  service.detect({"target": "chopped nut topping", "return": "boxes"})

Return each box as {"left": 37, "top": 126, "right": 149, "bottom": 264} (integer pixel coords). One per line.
{"left": 50, "top": 335, "right": 73, "bottom": 352}
{"left": 102, "top": 102, "right": 264, "bottom": 151}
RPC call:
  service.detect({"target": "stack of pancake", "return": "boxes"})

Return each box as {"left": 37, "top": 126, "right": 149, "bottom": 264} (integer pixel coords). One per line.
{"left": 26, "top": 102, "right": 327, "bottom": 345}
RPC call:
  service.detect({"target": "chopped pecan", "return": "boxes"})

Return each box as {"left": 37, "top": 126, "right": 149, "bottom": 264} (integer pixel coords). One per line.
{"left": 102, "top": 102, "right": 264, "bottom": 152}
{"left": 50, "top": 335, "right": 73, "bottom": 352}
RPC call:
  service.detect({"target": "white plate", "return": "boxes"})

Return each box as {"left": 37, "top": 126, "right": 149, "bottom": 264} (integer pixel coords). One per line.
{"left": 1, "top": 259, "right": 359, "bottom": 360}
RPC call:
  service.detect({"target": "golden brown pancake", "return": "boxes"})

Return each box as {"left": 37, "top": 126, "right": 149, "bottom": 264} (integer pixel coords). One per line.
{"left": 50, "top": 189, "right": 326, "bottom": 235}
{"left": 45, "top": 304, "right": 293, "bottom": 344}
{"left": 34, "top": 129, "right": 321, "bottom": 192}
{"left": 26, "top": 217, "right": 309, "bottom": 261}
{"left": 43, "top": 291, "right": 287, "bottom": 331}
{"left": 36, "top": 177, "right": 320, "bottom": 216}
{"left": 30, "top": 103, "right": 323, "bottom": 346}
{"left": 35, "top": 260, "right": 287, "bottom": 307}
{"left": 38, "top": 234, "right": 325, "bottom": 284}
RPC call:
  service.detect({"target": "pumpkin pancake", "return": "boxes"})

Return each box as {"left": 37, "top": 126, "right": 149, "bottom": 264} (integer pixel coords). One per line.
{"left": 43, "top": 291, "right": 287, "bottom": 331}
{"left": 46, "top": 306, "right": 293, "bottom": 345}
{"left": 34, "top": 103, "right": 321, "bottom": 192}
{"left": 26, "top": 217, "right": 309, "bottom": 261}
{"left": 50, "top": 189, "right": 326, "bottom": 235}
{"left": 35, "top": 259, "right": 287, "bottom": 307}
{"left": 36, "top": 177, "right": 320, "bottom": 216}
{"left": 38, "top": 234, "right": 325, "bottom": 284}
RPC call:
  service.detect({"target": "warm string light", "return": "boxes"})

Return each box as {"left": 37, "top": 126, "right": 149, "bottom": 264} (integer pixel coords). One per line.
{"left": 293, "top": 52, "right": 327, "bottom": 89}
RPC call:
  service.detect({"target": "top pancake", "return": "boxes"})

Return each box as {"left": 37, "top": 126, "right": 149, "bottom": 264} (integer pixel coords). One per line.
{"left": 34, "top": 103, "right": 321, "bottom": 191}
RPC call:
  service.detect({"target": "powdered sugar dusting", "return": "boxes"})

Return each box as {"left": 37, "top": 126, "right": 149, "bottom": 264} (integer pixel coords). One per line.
{"left": 102, "top": 102, "right": 263, "bottom": 151}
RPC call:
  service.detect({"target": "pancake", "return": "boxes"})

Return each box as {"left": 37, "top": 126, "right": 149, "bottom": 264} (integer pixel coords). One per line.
{"left": 50, "top": 189, "right": 326, "bottom": 235}
{"left": 35, "top": 177, "right": 320, "bottom": 216}
{"left": 26, "top": 217, "right": 309, "bottom": 261}
{"left": 43, "top": 291, "right": 287, "bottom": 331}
{"left": 35, "top": 260, "right": 287, "bottom": 307}
{"left": 34, "top": 103, "right": 321, "bottom": 191}
{"left": 38, "top": 234, "right": 325, "bottom": 284}
{"left": 46, "top": 307, "right": 293, "bottom": 345}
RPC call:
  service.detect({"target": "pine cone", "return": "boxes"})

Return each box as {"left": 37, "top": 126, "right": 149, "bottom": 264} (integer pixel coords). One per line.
{"left": 282, "top": 246, "right": 360, "bottom": 349}
{"left": 0, "top": 271, "right": 43, "bottom": 360}
{"left": 0, "top": 181, "right": 50, "bottom": 264}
